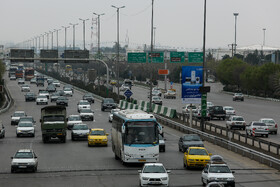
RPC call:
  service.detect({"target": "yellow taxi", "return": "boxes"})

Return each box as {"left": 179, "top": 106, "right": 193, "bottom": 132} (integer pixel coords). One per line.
{"left": 88, "top": 128, "right": 109, "bottom": 147}
{"left": 183, "top": 147, "right": 212, "bottom": 169}
{"left": 110, "top": 80, "right": 117, "bottom": 85}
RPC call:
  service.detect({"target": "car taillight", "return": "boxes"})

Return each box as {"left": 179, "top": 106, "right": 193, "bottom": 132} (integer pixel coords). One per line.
{"left": 275, "top": 124, "right": 278, "bottom": 128}
{"left": 266, "top": 128, "right": 269, "bottom": 131}
{"left": 253, "top": 128, "right": 256, "bottom": 131}
{"left": 243, "top": 122, "right": 246, "bottom": 126}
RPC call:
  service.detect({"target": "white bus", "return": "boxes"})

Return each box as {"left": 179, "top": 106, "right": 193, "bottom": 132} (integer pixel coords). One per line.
{"left": 111, "top": 109, "right": 162, "bottom": 164}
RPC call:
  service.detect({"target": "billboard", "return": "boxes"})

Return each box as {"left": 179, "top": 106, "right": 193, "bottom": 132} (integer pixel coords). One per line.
{"left": 181, "top": 66, "right": 203, "bottom": 104}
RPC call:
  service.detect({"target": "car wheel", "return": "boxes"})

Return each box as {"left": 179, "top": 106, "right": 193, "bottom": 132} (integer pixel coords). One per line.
{"left": 101, "top": 108, "right": 105, "bottom": 111}
{"left": 183, "top": 160, "right": 186, "bottom": 168}
{"left": 36, "top": 102, "right": 38, "bottom": 105}
{"left": 275, "top": 131, "right": 278, "bottom": 135}
{"left": 162, "top": 147, "right": 165, "bottom": 152}
{"left": 265, "top": 134, "right": 268, "bottom": 138}
{"left": 88, "top": 143, "right": 91, "bottom": 147}
{"left": 201, "top": 177, "right": 206, "bottom": 186}
{"left": 11, "top": 168, "right": 14, "bottom": 173}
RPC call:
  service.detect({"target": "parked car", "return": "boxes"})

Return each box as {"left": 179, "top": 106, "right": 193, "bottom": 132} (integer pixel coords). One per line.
{"left": 71, "top": 123, "right": 89, "bottom": 141}
{"left": 152, "top": 96, "right": 163, "bottom": 105}
{"left": 201, "top": 161, "right": 235, "bottom": 186}
{"left": 178, "top": 134, "right": 204, "bottom": 153}
{"left": 25, "top": 92, "right": 36, "bottom": 102}
{"left": 223, "top": 106, "right": 236, "bottom": 118}
{"left": 259, "top": 118, "right": 277, "bottom": 134}
{"left": 11, "top": 111, "right": 26, "bottom": 125}
{"left": 138, "top": 163, "right": 170, "bottom": 187}
{"left": 0, "top": 121, "right": 5, "bottom": 138}
{"left": 83, "top": 93, "right": 95, "bottom": 104}
{"left": 77, "top": 100, "right": 91, "bottom": 112}
{"left": 226, "top": 115, "right": 246, "bottom": 130}
{"left": 163, "top": 89, "right": 176, "bottom": 99}
{"left": 79, "top": 108, "right": 94, "bottom": 121}
{"left": 56, "top": 96, "right": 68, "bottom": 106}
{"left": 67, "top": 115, "right": 83, "bottom": 129}
{"left": 108, "top": 109, "right": 120, "bottom": 123}
{"left": 21, "top": 84, "right": 30, "bottom": 92}
{"left": 88, "top": 128, "right": 108, "bottom": 146}
{"left": 245, "top": 121, "right": 269, "bottom": 137}
{"left": 36, "top": 95, "right": 48, "bottom": 105}
{"left": 101, "top": 98, "right": 117, "bottom": 111}
{"left": 11, "top": 149, "right": 38, "bottom": 173}
{"left": 233, "top": 93, "right": 244, "bottom": 101}
{"left": 208, "top": 106, "right": 226, "bottom": 120}
{"left": 183, "top": 147, "right": 212, "bottom": 169}
{"left": 16, "top": 121, "right": 35, "bottom": 137}
{"left": 159, "top": 134, "right": 166, "bottom": 152}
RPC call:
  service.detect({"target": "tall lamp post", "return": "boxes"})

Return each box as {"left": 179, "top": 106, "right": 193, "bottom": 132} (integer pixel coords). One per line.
{"left": 45, "top": 32, "right": 49, "bottom": 49}
{"left": 79, "top": 18, "right": 89, "bottom": 50}
{"left": 149, "top": 0, "right": 155, "bottom": 113}
{"left": 263, "top": 28, "right": 266, "bottom": 47}
{"left": 112, "top": 5, "right": 125, "bottom": 99}
{"left": 62, "top": 26, "right": 70, "bottom": 50}
{"left": 54, "top": 29, "right": 61, "bottom": 50}
{"left": 93, "top": 12, "right": 105, "bottom": 58}
{"left": 50, "top": 30, "right": 54, "bottom": 49}
{"left": 233, "top": 13, "right": 239, "bottom": 56}
{"left": 69, "top": 23, "right": 78, "bottom": 50}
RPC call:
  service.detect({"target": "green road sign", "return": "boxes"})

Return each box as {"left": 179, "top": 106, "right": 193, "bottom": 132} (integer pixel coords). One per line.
{"left": 148, "top": 52, "right": 164, "bottom": 63}
{"left": 170, "top": 52, "right": 185, "bottom": 63}
{"left": 188, "top": 52, "right": 203, "bottom": 63}
{"left": 127, "top": 52, "right": 147, "bottom": 63}
{"left": 201, "top": 94, "right": 207, "bottom": 117}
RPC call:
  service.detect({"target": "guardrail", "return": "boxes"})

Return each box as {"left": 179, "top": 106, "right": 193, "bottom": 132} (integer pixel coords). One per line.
{"left": 155, "top": 114, "right": 280, "bottom": 170}
{"left": 177, "top": 112, "right": 280, "bottom": 156}
{"left": 0, "top": 83, "right": 13, "bottom": 114}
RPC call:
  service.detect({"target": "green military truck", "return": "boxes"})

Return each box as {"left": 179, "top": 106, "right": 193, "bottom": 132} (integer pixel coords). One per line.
{"left": 40, "top": 106, "right": 67, "bottom": 143}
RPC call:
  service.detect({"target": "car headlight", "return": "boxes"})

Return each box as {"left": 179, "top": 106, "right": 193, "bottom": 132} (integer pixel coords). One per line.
{"left": 209, "top": 177, "right": 216, "bottom": 181}
{"left": 161, "top": 177, "right": 168, "bottom": 180}
{"left": 28, "top": 162, "right": 36, "bottom": 166}
{"left": 18, "top": 130, "right": 22, "bottom": 133}
{"left": 227, "top": 177, "right": 235, "bottom": 181}
{"left": 142, "top": 177, "right": 149, "bottom": 180}
{"left": 12, "top": 162, "right": 18, "bottom": 165}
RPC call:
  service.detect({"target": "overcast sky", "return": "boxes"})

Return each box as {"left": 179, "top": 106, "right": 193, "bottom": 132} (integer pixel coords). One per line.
{"left": 1, "top": 0, "right": 280, "bottom": 50}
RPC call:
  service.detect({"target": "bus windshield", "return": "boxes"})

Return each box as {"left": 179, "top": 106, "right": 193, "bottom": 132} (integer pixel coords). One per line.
{"left": 125, "top": 121, "right": 158, "bottom": 144}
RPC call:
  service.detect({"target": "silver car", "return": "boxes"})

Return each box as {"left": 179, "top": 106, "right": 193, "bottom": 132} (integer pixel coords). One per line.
{"left": 71, "top": 124, "right": 89, "bottom": 141}
{"left": 259, "top": 118, "right": 277, "bottom": 134}
{"left": 226, "top": 115, "right": 246, "bottom": 130}
{"left": 245, "top": 121, "right": 269, "bottom": 137}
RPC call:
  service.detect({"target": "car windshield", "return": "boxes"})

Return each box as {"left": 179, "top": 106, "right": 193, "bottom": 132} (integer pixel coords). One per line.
{"left": 40, "top": 91, "right": 48, "bottom": 94}
{"left": 209, "top": 166, "right": 231, "bottom": 173}
{"left": 262, "top": 119, "right": 275, "bottom": 123}
{"left": 69, "top": 116, "right": 81, "bottom": 121}
{"left": 152, "top": 97, "right": 161, "bottom": 101}
{"left": 18, "top": 122, "right": 33, "bottom": 127}
{"left": 80, "top": 109, "right": 92, "bottom": 113}
{"left": 58, "top": 97, "right": 67, "bottom": 100}
{"left": 27, "top": 93, "right": 35, "bottom": 96}
{"left": 253, "top": 123, "right": 266, "bottom": 126}
{"left": 143, "top": 165, "right": 166, "bottom": 173}
{"left": 183, "top": 135, "right": 201, "bottom": 141}
{"left": 38, "top": 96, "right": 46, "bottom": 98}
{"left": 225, "top": 107, "right": 233, "bottom": 110}
{"left": 79, "top": 101, "right": 89, "bottom": 105}
{"left": 43, "top": 116, "right": 64, "bottom": 122}
{"left": 90, "top": 130, "right": 105, "bottom": 135}
{"left": 52, "top": 93, "right": 60, "bottom": 96}
{"left": 73, "top": 125, "right": 88, "bottom": 130}
{"left": 189, "top": 148, "right": 208, "bottom": 155}
{"left": 20, "top": 117, "right": 32, "bottom": 122}
{"left": 64, "top": 88, "right": 71, "bottom": 91}
{"left": 13, "top": 112, "right": 25, "bottom": 117}
{"left": 104, "top": 99, "right": 114, "bottom": 103}
{"left": 233, "top": 117, "right": 244, "bottom": 121}
{"left": 14, "top": 152, "right": 33, "bottom": 158}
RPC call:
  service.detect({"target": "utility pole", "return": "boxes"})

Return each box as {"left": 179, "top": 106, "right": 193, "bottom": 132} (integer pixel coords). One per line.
{"left": 69, "top": 23, "right": 78, "bottom": 50}
{"left": 149, "top": 0, "right": 154, "bottom": 113}
{"left": 233, "top": 13, "right": 239, "bottom": 56}
{"left": 112, "top": 5, "right": 125, "bottom": 99}
{"left": 62, "top": 26, "right": 70, "bottom": 50}
{"left": 79, "top": 18, "right": 89, "bottom": 50}
{"left": 93, "top": 12, "right": 105, "bottom": 58}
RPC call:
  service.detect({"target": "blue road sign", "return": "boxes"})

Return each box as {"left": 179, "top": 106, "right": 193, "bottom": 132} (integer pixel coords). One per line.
{"left": 124, "top": 89, "right": 133, "bottom": 98}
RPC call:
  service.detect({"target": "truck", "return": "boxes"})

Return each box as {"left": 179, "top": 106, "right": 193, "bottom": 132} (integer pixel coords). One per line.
{"left": 15, "top": 69, "right": 24, "bottom": 79}
{"left": 24, "top": 67, "right": 35, "bottom": 81}
{"left": 9, "top": 66, "right": 18, "bottom": 78}
{"left": 36, "top": 76, "right": 45, "bottom": 87}
{"left": 40, "top": 106, "right": 67, "bottom": 143}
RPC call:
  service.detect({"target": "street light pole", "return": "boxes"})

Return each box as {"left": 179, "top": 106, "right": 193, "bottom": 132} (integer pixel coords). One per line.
{"left": 263, "top": 28, "right": 266, "bottom": 47}
{"left": 233, "top": 13, "right": 239, "bottom": 56}
{"left": 50, "top": 30, "right": 54, "bottom": 49}
{"left": 54, "top": 29, "right": 61, "bottom": 50}
{"left": 112, "top": 5, "right": 125, "bottom": 99}
{"left": 42, "top": 34, "right": 45, "bottom": 49}
{"left": 62, "top": 26, "right": 70, "bottom": 50}
{"left": 45, "top": 32, "right": 49, "bottom": 49}
{"left": 69, "top": 23, "right": 78, "bottom": 50}
{"left": 149, "top": 0, "right": 154, "bottom": 113}
{"left": 79, "top": 18, "right": 89, "bottom": 50}
{"left": 93, "top": 12, "right": 105, "bottom": 58}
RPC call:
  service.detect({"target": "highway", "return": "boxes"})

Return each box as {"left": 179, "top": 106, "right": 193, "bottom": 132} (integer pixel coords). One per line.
{"left": 128, "top": 81, "right": 280, "bottom": 143}
{"left": 0, "top": 75, "right": 280, "bottom": 186}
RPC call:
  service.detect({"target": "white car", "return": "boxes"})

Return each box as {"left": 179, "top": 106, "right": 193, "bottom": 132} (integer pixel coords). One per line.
{"left": 138, "top": 163, "right": 170, "bottom": 187}
{"left": 11, "top": 111, "right": 26, "bottom": 125}
{"left": 71, "top": 123, "right": 90, "bottom": 140}
{"left": 245, "top": 121, "right": 269, "bottom": 137}
{"left": 16, "top": 121, "right": 35, "bottom": 137}
{"left": 223, "top": 106, "right": 236, "bottom": 117}
{"left": 67, "top": 115, "right": 83, "bottom": 129}
{"left": 21, "top": 84, "right": 30, "bottom": 92}
{"left": 79, "top": 108, "right": 94, "bottom": 121}
{"left": 226, "top": 115, "right": 246, "bottom": 130}
{"left": 120, "top": 84, "right": 130, "bottom": 91}
{"left": 38, "top": 90, "right": 50, "bottom": 99}
{"left": 11, "top": 149, "right": 38, "bottom": 173}
{"left": 77, "top": 100, "right": 91, "bottom": 112}
{"left": 36, "top": 95, "right": 48, "bottom": 105}
{"left": 259, "top": 118, "right": 278, "bottom": 134}
{"left": 163, "top": 90, "right": 176, "bottom": 99}
{"left": 64, "top": 87, "right": 73, "bottom": 96}
{"left": 182, "top": 104, "right": 197, "bottom": 115}
{"left": 52, "top": 80, "right": 61, "bottom": 87}
{"left": 201, "top": 162, "right": 235, "bottom": 186}
{"left": 207, "top": 102, "right": 214, "bottom": 109}
{"left": 108, "top": 109, "right": 120, "bottom": 123}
